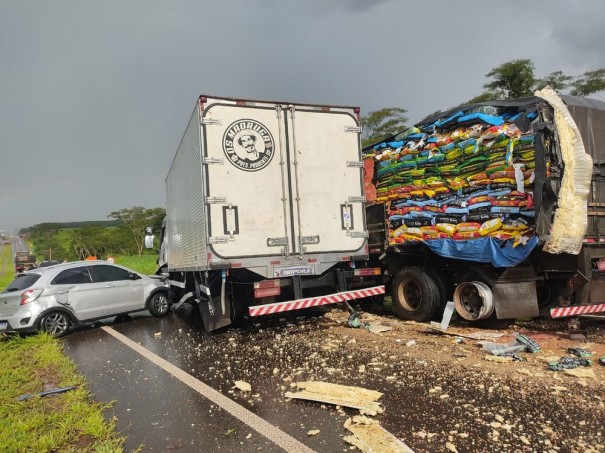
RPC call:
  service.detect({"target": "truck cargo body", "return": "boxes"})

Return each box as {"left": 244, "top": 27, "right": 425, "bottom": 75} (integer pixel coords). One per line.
{"left": 364, "top": 89, "right": 605, "bottom": 326}
{"left": 158, "top": 95, "right": 383, "bottom": 331}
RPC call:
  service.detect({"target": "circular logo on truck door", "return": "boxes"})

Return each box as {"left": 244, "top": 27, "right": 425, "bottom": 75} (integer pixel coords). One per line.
{"left": 222, "top": 119, "right": 275, "bottom": 171}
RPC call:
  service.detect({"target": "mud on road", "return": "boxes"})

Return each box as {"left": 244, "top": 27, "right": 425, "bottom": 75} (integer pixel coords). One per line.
{"left": 137, "top": 303, "right": 605, "bottom": 453}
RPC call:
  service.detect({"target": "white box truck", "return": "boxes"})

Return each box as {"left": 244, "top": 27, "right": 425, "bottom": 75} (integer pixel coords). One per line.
{"left": 150, "top": 95, "right": 384, "bottom": 331}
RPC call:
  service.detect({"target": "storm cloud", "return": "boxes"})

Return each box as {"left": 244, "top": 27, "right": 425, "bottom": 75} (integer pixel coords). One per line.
{"left": 1, "top": 0, "right": 604, "bottom": 232}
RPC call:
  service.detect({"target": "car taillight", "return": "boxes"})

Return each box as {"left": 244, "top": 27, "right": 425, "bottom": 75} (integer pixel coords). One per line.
{"left": 20, "top": 289, "right": 43, "bottom": 305}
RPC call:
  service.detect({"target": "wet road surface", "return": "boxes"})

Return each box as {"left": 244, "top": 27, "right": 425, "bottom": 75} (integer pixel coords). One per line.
{"left": 63, "top": 305, "right": 605, "bottom": 452}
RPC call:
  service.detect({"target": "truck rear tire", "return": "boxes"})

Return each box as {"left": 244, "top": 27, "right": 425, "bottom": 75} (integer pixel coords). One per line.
{"left": 423, "top": 267, "right": 452, "bottom": 321}
{"left": 391, "top": 267, "right": 441, "bottom": 322}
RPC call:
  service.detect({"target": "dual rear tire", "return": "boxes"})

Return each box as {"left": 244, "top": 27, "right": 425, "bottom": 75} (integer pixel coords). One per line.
{"left": 391, "top": 267, "right": 442, "bottom": 322}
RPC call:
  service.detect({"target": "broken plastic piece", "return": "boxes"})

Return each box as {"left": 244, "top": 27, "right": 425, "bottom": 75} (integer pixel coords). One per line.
{"left": 515, "top": 334, "right": 540, "bottom": 353}
{"left": 548, "top": 356, "right": 592, "bottom": 371}
{"left": 482, "top": 340, "right": 526, "bottom": 356}
{"left": 18, "top": 385, "right": 78, "bottom": 401}
{"left": 567, "top": 347, "right": 593, "bottom": 358}
{"left": 347, "top": 312, "right": 369, "bottom": 329}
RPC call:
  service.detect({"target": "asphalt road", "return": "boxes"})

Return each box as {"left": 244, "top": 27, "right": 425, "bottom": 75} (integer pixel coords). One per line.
{"left": 63, "top": 307, "right": 344, "bottom": 453}
{"left": 63, "top": 305, "right": 605, "bottom": 453}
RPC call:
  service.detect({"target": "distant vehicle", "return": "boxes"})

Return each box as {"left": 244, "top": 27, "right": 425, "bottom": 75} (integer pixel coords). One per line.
{"left": 14, "top": 252, "right": 36, "bottom": 273}
{"left": 37, "top": 260, "right": 61, "bottom": 268}
{"left": 0, "top": 261, "right": 171, "bottom": 337}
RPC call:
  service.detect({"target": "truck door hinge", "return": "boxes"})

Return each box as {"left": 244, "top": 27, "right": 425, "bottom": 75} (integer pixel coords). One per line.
{"left": 201, "top": 118, "right": 222, "bottom": 125}
{"left": 348, "top": 196, "right": 366, "bottom": 203}
{"left": 206, "top": 197, "right": 226, "bottom": 204}
{"left": 202, "top": 157, "right": 224, "bottom": 165}
{"left": 208, "top": 237, "right": 228, "bottom": 244}
{"left": 267, "top": 237, "right": 288, "bottom": 247}
{"left": 346, "top": 161, "right": 363, "bottom": 168}
{"left": 300, "top": 235, "right": 320, "bottom": 245}
{"left": 345, "top": 126, "right": 362, "bottom": 133}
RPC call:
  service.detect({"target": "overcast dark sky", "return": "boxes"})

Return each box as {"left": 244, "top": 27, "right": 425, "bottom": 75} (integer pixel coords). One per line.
{"left": 2, "top": 0, "right": 604, "bottom": 233}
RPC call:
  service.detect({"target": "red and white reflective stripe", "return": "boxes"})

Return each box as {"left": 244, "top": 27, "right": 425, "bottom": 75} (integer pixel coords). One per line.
{"left": 248, "top": 285, "right": 385, "bottom": 317}
{"left": 550, "top": 303, "right": 605, "bottom": 318}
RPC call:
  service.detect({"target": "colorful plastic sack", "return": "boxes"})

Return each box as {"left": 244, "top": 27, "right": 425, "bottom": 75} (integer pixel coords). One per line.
{"left": 479, "top": 218, "right": 503, "bottom": 236}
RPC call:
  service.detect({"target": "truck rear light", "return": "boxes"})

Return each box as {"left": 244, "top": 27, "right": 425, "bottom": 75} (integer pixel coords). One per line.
{"left": 254, "top": 280, "right": 281, "bottom": 298}
{"left": 341, "top": 256, "right": 351, "bottom": 262}
{"left": 20, "top": 289, "right": 43, "bottom": 305}
{"left": 353, "top": 268, "right": 381, "bottom": 277}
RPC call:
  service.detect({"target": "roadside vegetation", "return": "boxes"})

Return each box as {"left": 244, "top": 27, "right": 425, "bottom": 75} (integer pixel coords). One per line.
{"left": 0, "top": 334, "right": 126, "bottom": 452}
{"left": 1, "top": 225, "right": 158, "bottom": 452}
{"left": 19, "top": 206, "right": 165, "bottom": 264}
{"left": 0, "top": 243, "right": 13, "bottom": 291}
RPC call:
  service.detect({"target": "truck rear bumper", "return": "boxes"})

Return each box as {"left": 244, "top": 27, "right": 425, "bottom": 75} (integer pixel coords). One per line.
{"left": 550, "top": 303, "right": 605, "bottom": 318}
{"left": 248, "top": 285, "right": 385, "bottom": 317}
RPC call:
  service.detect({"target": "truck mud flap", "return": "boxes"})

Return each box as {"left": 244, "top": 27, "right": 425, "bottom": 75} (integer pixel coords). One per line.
{"left": 197, "top": 298, "right": 232, "bottom": 332}
{"left": 492, "top": 281, "right": 539, "bottom": 319}
{"left": 194, "top": 273, "right": 232, "bottom": 332}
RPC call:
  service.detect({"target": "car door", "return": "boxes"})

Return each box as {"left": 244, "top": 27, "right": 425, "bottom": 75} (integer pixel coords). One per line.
{"left": 88, "top": 264, "right": 146, "bottom": 314}
{"left": 50, "top": 266, "right": 110, "bottom": 320}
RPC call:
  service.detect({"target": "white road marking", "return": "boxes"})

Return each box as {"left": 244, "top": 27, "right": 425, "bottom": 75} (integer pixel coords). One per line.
{"left": 101, "top": 326, "right": 316, "bottom": 453}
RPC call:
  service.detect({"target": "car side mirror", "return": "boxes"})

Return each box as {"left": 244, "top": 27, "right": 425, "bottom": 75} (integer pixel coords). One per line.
{"left": 129, "top": 272, "right": 142, "bottom": 280}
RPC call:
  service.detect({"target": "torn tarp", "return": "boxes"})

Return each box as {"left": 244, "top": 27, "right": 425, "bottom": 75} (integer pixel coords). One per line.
{"left": 422, "top": 235, "right": 539, "bottom": 267}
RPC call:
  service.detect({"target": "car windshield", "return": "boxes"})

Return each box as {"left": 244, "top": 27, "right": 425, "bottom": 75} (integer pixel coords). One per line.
{"left": 3, "top": 274, "right": 42, "bottom": 293}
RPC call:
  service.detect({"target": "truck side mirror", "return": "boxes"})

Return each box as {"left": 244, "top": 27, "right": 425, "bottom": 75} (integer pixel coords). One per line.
{"left": 144, "top": 227, "right": 154, "bottom": 249}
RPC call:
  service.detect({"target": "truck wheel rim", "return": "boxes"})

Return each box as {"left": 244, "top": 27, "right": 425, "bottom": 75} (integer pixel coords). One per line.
{"left": 454, "top": 281, "right": 494, "bottom": 321}
{"left": 398, "top": 278, "right": 422, "bottom": 311}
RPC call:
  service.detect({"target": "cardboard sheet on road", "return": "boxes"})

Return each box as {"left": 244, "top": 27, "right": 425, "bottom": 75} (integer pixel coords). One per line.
{"left": 285, "top": 381, "right": 384, "bottom": 415}
{"left": 344, "top": 416, "right": 414, "bottom": 453}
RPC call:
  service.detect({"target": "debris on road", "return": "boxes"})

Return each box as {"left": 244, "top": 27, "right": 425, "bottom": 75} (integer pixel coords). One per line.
{"left": 564, "top": 367, "right": 597, "bottom": 379}
{"left": 18, "top": 385, "right": 78, "bottom": 401}
{"left": 233, "top": 380, "right": 252, "bottom": 392}
{"left": 514, "top": 334, "right": 541, "bottom": 353}
{"left": 343, "top": 415, "right": 414, "bottom": 453}
{"left": 547, "top": 356, "right": 592, "bottom": 371}
{"left": 367, "top": 324, "right": 393, "bottom": 334}
{"left": 307, "top": 429, "right": 320, "bottom": 436}
{"left": 567, "top": 347, "right": 593, "bottom": 358}
{"left": 285, "top": 381, "right": 384, "bottom": 415}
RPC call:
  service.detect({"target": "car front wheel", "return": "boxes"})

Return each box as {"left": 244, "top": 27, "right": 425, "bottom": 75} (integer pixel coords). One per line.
{"left": 148, "top": 292, "right": 170, "bottom": 317}
{"left": 38, "top": 311, "right": 71, "bottom": 337}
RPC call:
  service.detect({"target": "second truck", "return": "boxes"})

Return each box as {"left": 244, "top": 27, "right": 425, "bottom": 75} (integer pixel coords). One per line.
{"left": 364, "top": 87, "right": 605, "bottom": 329}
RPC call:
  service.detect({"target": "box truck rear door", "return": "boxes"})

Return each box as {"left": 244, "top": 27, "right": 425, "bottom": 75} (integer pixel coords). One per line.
{"left": 202, "top": 102, "right": 291, "bottom": 259}
{"left": 286, "top": 107, "right": 366, "bottom": 255}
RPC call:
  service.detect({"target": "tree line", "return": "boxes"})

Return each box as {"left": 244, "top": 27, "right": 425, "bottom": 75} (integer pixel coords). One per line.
{"left": 27, "top": 206, "right": 165, "bottom": 262}
{"left": 361, "top": 58, "right": 605, "bottom": 147}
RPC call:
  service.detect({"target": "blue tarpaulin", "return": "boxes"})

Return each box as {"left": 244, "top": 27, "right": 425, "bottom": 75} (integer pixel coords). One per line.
{"left": 422, "top": 235, "right": 540, "bottom": 268}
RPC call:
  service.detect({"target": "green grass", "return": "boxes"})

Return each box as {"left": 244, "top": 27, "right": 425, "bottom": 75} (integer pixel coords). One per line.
{"left": 115, "top": 254, "right": 158, "bottom": 275}
{"left": 0, "top": 334, "right": 125, "bottom": 452}
{"left": 0, "top": 243, "right": 14, "bottom": 292}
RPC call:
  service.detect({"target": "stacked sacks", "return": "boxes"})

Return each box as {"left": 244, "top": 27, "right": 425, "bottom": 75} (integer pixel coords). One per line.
{"left": 371, "top": 110, "right": 538, "bottom": 246}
